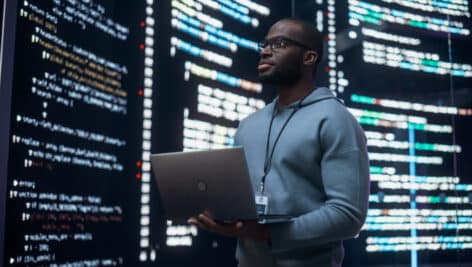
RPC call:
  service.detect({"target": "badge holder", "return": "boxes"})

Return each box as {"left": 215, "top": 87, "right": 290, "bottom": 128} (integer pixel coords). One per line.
{"left": 255, "top": 192, "right": 269, "bottom": 215}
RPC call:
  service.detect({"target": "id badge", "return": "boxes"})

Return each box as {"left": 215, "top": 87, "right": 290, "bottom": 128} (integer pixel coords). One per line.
{"left": 255, "top": 192, "right": 269, "bottom": 215}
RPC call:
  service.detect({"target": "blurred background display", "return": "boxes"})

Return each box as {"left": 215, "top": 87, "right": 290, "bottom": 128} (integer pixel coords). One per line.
{"left": 1, "top": 0, "right": 470, "bottom": 266}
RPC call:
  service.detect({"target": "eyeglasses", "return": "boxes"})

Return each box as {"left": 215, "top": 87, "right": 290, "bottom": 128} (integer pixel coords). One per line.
{"left": 258, "top": 36, "right": 313, "bottom": 52}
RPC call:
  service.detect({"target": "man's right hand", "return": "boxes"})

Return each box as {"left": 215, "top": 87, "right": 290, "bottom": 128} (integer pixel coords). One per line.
{"left": 187, "top": 211, "right": 270, "bottom": 241}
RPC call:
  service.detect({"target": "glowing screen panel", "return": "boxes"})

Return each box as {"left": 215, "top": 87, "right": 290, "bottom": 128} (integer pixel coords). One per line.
{"left": 303, "top": 0, "right": 472, "bottom": 266}
{"left": 1, "top": 0, "right": 156, "bottom": 265}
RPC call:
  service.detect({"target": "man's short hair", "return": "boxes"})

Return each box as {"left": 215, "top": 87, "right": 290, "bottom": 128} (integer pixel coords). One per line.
{"left": 283, "top": 18, "right": 324, "bottom": 72}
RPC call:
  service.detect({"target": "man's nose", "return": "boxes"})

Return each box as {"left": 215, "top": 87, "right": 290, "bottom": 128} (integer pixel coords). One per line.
{"left": 259, "top": 46, "right": 272, "bottom": 58}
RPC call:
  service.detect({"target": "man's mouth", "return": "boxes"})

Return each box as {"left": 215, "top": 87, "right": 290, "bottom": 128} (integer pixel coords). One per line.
{"left": 258, "top": 63, "right": 273, "bottom": 72}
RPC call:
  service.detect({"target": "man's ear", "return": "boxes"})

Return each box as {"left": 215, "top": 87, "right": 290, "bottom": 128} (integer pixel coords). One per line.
{"left": 304, "top": 51, "right": 318, "bottom": 67}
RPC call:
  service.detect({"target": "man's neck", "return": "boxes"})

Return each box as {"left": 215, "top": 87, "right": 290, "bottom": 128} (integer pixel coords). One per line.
{"left": 276, "top": 78, "right": 315, "bottom": 106}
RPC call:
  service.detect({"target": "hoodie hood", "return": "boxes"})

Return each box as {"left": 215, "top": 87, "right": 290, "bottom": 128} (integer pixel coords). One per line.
{"left": 271, "top": 87, "right": 343, "bottom": 110}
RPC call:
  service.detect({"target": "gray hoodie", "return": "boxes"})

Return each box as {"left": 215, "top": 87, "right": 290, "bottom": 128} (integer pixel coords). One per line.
{"left": 234, "top": 87, "right": 370, "bottom": 267}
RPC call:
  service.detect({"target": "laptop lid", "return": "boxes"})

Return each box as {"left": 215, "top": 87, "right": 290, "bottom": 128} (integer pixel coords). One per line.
{"left": 151, "top": 147, "right": 259, "bottom": 222}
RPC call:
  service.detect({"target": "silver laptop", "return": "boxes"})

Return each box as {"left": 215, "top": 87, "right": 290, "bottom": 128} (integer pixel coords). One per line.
{"left": 151, "top": 147, "right": 293, "bottom": 224}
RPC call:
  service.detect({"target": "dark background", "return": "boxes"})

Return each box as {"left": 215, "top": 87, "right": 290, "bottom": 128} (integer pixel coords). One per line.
{"left": 1, "top": 0, "right": 471, "bottom": 266}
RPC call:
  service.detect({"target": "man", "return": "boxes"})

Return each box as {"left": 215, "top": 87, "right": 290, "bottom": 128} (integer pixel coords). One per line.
{"left": 188, "top": 18, "right": 370, "bottom": 267}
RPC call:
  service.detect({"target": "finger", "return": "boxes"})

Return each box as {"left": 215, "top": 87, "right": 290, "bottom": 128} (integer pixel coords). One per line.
{"left": 193, "top": 218, "right": 211, "bottom": 231}
{"left": 197, "top": 214, "right": 241, "bottom": 235}
{"left": 188, "top": 216, "right": 207, "bottom": 227}
{"left": 198, "top": 214, "right": 218, "bottom": 228}
{"left": 187, "top": 216, "right": 212, "bottom": 232}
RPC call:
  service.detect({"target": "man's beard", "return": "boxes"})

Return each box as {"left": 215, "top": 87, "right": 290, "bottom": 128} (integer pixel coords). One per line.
{"left": 258, "top": 57, "right": 303, "bottom": 85}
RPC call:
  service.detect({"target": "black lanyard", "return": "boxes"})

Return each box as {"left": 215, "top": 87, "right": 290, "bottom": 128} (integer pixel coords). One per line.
{"left": 259, "top": 93, "right": 310, "bottom": 193}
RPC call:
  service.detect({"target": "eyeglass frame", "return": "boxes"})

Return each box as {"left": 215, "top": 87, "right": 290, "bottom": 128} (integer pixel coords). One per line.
{"left": 258, "top": 36, "right": 315, "bottom": 52}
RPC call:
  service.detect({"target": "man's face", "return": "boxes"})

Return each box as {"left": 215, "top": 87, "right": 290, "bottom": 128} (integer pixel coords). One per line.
{"left": 257, "top": 21, "right": 306, "bottom": 85}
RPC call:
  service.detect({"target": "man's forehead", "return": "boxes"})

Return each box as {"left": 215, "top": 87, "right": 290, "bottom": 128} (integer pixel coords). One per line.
{"left": 265, "top": 20, "right": 302, "bottom": 39}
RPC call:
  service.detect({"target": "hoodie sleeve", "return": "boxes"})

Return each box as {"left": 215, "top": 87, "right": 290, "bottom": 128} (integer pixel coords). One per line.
{"left": 268, "top": 106, "right": 370, "bottom": 253}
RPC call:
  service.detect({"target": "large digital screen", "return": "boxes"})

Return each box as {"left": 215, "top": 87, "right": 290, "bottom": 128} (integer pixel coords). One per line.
{"left": 0, "top": 0, "right": 290, "bottom": 266}
{"left": 0, "top": 0, "right": 157, "bottom": 265}
{"left": 147, "top": 1, "right": 290, "bottom": 266}
{"left": 295, "top": 0, "right": 472, "bottom": 266}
